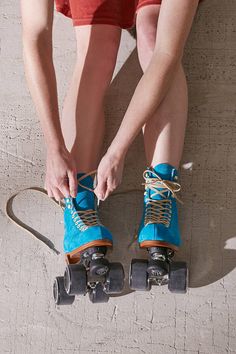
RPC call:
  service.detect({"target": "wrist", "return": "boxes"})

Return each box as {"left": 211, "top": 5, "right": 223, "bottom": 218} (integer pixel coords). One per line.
{"left": 46, "top": 141, "right": 68, "bottom": 155}
{"left": 107, "top": 143, "right": 127, "bottom": 161}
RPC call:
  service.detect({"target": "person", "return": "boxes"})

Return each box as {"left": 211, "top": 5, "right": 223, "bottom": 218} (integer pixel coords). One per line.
{"left": 20, "top": 0, "right": 201, "bottom": 296}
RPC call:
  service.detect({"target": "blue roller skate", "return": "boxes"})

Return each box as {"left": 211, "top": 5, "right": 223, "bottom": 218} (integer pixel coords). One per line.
{"left": 129, "top": 163, "right": 188, "bottom": 293}
{"left": 53, "top": 173, "right": 124, "bottom": 305}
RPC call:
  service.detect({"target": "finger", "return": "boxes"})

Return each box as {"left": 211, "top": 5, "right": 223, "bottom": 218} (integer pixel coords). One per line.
{"left": 103, "top": 188, "right": 113, "bottom": 201}
{"left": 107, "top": 176, "right": 117, "bottom": 192}
{"left": 52, "top": 187, "right": 64, "bottom": 202}
{"left": 67, "top": 170, "right": 78, "bottom": 198}
{"left": 102, "top": 177, "right": 116, "bottom": 200}
{"left": 94, "top": 175, "right": 107, "bottom": 201}
{"left": 59, "top": 182, "right": 70, "bottom": 199}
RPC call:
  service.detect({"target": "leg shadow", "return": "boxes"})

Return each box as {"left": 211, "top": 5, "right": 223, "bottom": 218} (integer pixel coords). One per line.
{"left": 179, "top": 0, "right": 236, "bottom": 287}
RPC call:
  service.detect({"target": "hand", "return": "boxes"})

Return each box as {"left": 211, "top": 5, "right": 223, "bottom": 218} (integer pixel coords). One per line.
{"left": 94, "top": 151, "right": 125, "bottom": 201}
{"left": 44, "top": 147, "right": 77, "bottom": 201}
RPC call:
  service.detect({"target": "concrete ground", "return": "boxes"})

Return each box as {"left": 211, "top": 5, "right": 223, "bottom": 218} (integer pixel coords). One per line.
{"left": 1, "top": 0, "right": 236, "bottom": 353}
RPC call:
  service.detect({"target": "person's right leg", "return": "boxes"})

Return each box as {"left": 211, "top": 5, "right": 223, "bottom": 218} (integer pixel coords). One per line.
{"left": 61, "top": 24, "right": 121, "bottom": 172}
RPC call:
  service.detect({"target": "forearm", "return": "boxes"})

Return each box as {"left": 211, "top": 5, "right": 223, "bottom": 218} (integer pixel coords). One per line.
{"left": 23, "top": 38, "right": 65, "bottom": 151}
{"left": 108, "top": 51, "right": 180, "bottom": 158}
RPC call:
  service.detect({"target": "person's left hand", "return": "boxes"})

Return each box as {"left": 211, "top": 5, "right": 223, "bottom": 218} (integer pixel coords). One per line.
{"left": 94, "top": 151, "right": 125, "bottom": 201}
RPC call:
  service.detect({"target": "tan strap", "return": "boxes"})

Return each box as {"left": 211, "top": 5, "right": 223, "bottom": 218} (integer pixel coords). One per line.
{"left": 5, "top": 187, "right": 62, "bottom": 255}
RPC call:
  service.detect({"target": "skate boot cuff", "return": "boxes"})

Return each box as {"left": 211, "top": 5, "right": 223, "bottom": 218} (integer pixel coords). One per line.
{"left": 152, "top": 163, "right": 178, "bottom": 181}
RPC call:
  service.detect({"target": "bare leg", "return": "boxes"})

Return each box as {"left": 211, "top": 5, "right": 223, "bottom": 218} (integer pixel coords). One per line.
{"left": 61, "top": 25, "right": 121, "bottom": 172}
{"left": 136, "top": 5, "right": 188, "bottom": 169}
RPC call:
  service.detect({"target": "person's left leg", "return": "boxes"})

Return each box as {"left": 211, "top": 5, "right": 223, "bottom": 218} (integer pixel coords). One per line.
{"left": 129, "top": 5, "right": 188, "bottom": 292}
{"left": 135, "top": 4, "right": 188, "bottom": 251}
{"left": 136, "top": 5, "right": 188, "bottom": 169}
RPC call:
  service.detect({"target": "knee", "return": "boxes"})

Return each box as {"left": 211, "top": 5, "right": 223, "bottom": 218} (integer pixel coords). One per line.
{"left": 136, "top": 8, "right": 159, "bottom": 71}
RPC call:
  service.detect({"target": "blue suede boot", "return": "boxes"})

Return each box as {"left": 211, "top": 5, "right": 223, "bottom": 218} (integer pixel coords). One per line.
{"left": 129, "top": 164, "right": 187, "bottom": 293}
{"left": 53, "top": 172, "right": 125, "bottom": 306}
{"left": 138, "top": 163, "right": 182, "bottom": 251}
{"left": 63, "top": 173, "right": 113, "bottom": 261}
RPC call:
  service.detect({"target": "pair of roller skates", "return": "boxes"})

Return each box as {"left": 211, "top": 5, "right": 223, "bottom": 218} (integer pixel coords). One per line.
{"left": 53, "top": 163, "right": 188, "bottom": 305}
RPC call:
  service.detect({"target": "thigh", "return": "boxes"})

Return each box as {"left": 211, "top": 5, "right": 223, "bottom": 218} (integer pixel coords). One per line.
{"left": 75, "top": 24, "right": 121, "bottom": 66}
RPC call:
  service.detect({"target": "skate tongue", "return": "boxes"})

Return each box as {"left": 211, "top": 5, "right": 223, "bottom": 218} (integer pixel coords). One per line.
{"left": 74, "top": 173, "right": 95, "bottom": 210}
{"left": 146, "top": 164, "right": 178, "bottom": 200}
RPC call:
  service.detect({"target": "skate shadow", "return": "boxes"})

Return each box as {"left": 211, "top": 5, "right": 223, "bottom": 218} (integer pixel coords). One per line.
{"left": 100, "top": 0, "right": 236, "bottom": 293}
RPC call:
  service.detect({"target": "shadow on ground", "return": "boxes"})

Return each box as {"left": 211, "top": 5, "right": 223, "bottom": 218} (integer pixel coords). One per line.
{"left": 100, "top": 9, "right": 236, "bottom": 294}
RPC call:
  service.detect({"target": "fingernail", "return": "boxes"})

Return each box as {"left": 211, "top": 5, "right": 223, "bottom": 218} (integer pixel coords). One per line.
{"left": 70, "top": 191, "right": 76, "bottom": 198}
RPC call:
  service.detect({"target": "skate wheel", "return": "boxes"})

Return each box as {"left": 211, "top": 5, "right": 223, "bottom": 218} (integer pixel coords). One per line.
{"left": 89, "top": 283, "right": 109, "bottom": 303}
{"left": 53, "top": 277, "right": 75, "bottom": 305}
{"left": 64, "top": 264, "right": 87, "bottom": 296}
{"left": 168, "top": 261, "right": 188, "bottom": 294}
{"left": 89, "top": 258, "right": 109, "bottom": 277}
{"left": 104, "top": 262, "right": 124, "bottom": 294}
{"left": 129, "top": 259, "right": 150, "bottom": 291}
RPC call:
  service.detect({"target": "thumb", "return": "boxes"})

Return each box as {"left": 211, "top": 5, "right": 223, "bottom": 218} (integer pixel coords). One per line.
{"left": 67, "top": 169, "right": 78, "bottom": 198}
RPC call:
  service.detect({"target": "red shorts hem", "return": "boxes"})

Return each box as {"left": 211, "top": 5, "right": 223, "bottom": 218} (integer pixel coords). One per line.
{"left": 72, "top": 18, "right": 134, "bottom": 29}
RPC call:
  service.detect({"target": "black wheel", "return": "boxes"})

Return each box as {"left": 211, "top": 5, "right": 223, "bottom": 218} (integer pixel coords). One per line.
{"left": 168, "top": 261, "right": 188, "bottom": 294}
{"left": 129, "top": 259, "right": 150, "bottom": 291}
{"left": 64, "top": 264, "right": 87, "bottom": 296}
{"left": 89, "top": 283, "right": 109, "bottom": 303}
{"left": 104, "top": 262, "right": 124, "bottom": 294}
{"left": 53, "top": 277, "right": 75, "bottom": 305}
{"left": 89, "top": 258, "right": 109, "bottom": 277}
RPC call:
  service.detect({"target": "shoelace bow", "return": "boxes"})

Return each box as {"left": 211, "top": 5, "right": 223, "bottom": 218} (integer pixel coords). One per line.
{"left": 142, "top": 169, "right": 182, "bottom": 227}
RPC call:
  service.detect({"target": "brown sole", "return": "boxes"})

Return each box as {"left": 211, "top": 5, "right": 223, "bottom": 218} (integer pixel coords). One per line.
{"left": 65, "top": 240, "right": 113, "bottom": 264}
{"left": 140, "top": 240, "right": 179, "bottom": 252}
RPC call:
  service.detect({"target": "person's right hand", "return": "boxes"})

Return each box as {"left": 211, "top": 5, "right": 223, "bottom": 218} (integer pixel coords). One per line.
{"left": 44, "top": 147, "right": 78, "bottom": 201}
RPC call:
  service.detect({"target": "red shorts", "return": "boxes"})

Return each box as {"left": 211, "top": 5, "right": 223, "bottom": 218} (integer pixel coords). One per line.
{"left": 55, "top": 0, "right": 202, "bottom": 29}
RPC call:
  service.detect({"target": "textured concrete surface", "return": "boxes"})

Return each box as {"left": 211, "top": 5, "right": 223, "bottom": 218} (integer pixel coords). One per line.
{"left": 1, "top": 0, "right": 236, "bottom": 353}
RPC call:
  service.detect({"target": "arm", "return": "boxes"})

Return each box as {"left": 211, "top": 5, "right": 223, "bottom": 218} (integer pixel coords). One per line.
{"left": 108, "top": 0, "right": 199, "bottom": 158}
{"left": 95, "top": 0, "right": 199, "bottom": 200}
{"left": 21, "top": 0, "right": 77, "bottom": 200}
